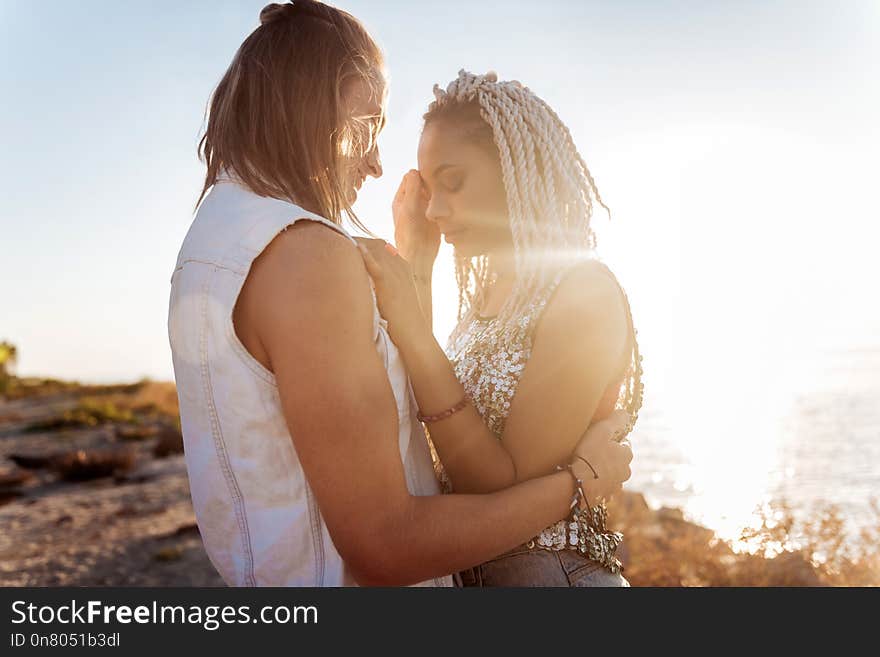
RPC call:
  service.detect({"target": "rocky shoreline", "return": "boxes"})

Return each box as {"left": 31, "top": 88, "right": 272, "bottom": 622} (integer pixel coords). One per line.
{"left": 1, "top": 379, "right": 875, "bottom": 586}
{"left": 0, "top": 381, "right": 222, "bottom": 586}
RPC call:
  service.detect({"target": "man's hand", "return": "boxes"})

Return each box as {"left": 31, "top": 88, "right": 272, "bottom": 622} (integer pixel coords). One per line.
{"left": 570, "top": 410, "right": 633, "bottom": 506}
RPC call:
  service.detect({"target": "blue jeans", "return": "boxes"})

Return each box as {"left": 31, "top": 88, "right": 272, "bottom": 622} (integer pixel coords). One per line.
{"left": 454, "top": 545, "right": 630, "bottom": 587}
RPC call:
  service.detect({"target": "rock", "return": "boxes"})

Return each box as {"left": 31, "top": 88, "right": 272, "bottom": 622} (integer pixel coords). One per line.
{"left": 0, "top": 491, "right": 24, "bottom": 506}
{"left": 114, "top": 505, "right": 140, "bottom": 518}
{"left": 115, "top": 424, "right": 160, "bottom": 441}
{"left": 152, "top": 426, "right": 184, "bottom": 458}
{"left": 51, "top": 447, "right": 136, "bottom": 482}
{"left": 761, "top": 551, "right": 823, "bottom": 586}
{"left": 153, "top": 546, "right": 184, "bottom": 562}
{"left": 657, "top": 506, "right": 685, "bottom": 522}
{"left": 166, "top": 523, "right": 200, "bottom": 538}
{"left": 0, "top": 466, "right": 34, "bottom": 490}
{"left": 113, "top": 471, "right": 158, "bottom": 485}
{"left": 620, "top": 491, "right": 651, "bottom": 513}
{"left": 7, "top": 453, "right": 54, "bottom": 470}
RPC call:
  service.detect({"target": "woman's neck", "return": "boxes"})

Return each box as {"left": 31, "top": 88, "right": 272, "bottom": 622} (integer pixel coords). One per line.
{"left": 487, "top": 249, "right": 516, "bottom": 282}
{"left": 479, "top": 249, "right": 517, "bottom": 317}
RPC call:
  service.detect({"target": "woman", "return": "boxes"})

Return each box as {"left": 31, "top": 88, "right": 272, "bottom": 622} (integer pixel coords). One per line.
{"left": 169, "top": 2, "right": 633, "bottom": 586}
{"left": 359, "top": 70, "right": 644, "bottom": 586}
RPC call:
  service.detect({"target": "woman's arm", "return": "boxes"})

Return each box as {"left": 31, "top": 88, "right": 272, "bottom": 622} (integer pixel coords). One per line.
{"left": 360, "top": 244, "right": 629, "bottom": 494}
{"left": 412, "top": 268, "right": 433, "bottom": 328}
{"left": 497, "top": 262, "right": 630, "bottom": 480}
{"left": 244, "top": 222, "right": 631, "bottom": 586}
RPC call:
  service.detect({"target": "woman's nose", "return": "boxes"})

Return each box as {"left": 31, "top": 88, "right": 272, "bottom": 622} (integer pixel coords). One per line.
{"left": 425, "top": 194, "right": 448, "bottom": 222}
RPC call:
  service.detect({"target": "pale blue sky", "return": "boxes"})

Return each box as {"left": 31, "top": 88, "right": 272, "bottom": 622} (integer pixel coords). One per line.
{"left": 2, "top": 0, "right": 878, "bottom": 389}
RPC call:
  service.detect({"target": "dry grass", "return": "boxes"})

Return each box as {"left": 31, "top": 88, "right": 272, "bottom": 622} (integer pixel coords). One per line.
{"left": 90, "top": 380, "right": 180, "bottom": 420}
{"left": 1, "top": 377, "right": 179, "bottom": 421}
{"left": 737, "top": 498, "right": 880, "bottom": 586}
{"left": 610, "top": 492, "right": 880, "bottom": 586}
{"left": 1, "top": 377, "right": 82, "bottom": 400}
{"left": 11, "top": 379, "right": 181, "bottom": 433}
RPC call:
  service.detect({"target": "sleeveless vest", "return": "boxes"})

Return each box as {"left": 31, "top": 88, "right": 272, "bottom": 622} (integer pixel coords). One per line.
{"left": 168, "top": 177, "right": 452, "bottom": 587}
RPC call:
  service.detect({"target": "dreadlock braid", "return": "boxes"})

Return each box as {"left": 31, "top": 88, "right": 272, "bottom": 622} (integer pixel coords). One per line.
{"left": 424, "top": 69, "right": 644, "bottom": 438}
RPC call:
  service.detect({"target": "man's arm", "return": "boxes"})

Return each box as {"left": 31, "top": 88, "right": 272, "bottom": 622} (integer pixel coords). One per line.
{"left": 242, "top": 221, "right": 580, "bottom": 586}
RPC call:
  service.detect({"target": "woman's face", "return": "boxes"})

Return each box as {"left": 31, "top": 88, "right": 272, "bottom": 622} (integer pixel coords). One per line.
{"left": 339, "top": 76, "right": 386, "bottom": 203}
{"left": 417, "top": 121, "right": 511, "bottom": 258}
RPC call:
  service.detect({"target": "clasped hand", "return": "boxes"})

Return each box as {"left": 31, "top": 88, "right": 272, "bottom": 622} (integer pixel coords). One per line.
{"left": 570, "top": 410, "right": 633, "bottom": 508}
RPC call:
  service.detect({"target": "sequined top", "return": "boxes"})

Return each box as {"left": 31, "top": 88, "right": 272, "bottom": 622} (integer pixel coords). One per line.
{"left": 442, "top": 266, "right": 624, "bottom": 572}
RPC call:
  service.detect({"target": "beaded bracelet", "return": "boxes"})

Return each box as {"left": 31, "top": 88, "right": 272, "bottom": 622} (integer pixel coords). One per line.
{"left": 417, "top": 396, "right": 469, "bottom": 424}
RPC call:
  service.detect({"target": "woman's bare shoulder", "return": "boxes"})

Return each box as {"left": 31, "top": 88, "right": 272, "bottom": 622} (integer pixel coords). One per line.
{"left": 539, "top": 260, "right": 628, "bottom": 339}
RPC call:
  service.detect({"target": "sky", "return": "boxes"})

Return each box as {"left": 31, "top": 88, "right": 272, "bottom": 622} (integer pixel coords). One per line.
{"left": 2, "top": 0, "right": 878, "bottom": 392}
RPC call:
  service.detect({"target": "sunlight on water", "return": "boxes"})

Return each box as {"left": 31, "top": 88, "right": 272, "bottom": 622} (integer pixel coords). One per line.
{"left": 644, "top": 378, "right": 783, "bottom": 546}
{"left": 624, "top": 344, "right": 880, "bottom": 549}
{"left": 423, "top": 96, "right": 880, "bottom": 548}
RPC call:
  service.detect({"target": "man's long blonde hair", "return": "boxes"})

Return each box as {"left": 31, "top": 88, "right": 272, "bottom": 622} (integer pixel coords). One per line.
{"left": 426, "top": 70, "right": 643, "bottom": 434}
{"left": 197, "top": 1, "right": 385, "bottom": 229}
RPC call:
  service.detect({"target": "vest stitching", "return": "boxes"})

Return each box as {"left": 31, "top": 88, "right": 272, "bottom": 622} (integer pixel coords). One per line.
{"left": 225, "top": 318, "right": 276, "bottom": 385}
{"left": 200, "top": 268, "right": 257, "bottom": 586}
{"left": 304, "top": 484, "right": 325, "bottom": 585}
{"left": 176, "top": 258, "right": 247, "bottom": 276}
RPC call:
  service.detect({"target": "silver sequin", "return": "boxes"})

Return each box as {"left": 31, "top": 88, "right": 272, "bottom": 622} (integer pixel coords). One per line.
{"left": 439, "top": 269, "right": 623, "bottom": 573}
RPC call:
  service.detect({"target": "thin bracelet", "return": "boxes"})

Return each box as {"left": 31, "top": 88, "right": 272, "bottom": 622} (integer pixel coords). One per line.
{"left": 555, "top": 464, "right": 585, "bottom": 511}
{"left": 574, "top": 455, "right": 599, "bottom": 479}
{"left": 417, "top": 396, "right": 469, "bottom": 424}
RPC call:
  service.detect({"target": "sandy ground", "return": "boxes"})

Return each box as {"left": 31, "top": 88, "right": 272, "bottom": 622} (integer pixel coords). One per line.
{"left": 0, "top": 391, "right": 224, "bottom": 586}
{"left": 0, "top": 455, "right": 223, "bottom": 586}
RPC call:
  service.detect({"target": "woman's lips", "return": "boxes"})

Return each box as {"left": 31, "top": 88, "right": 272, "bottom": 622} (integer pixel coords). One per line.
{"left": 442, "top": 227, "right": 466, "bottom": 242}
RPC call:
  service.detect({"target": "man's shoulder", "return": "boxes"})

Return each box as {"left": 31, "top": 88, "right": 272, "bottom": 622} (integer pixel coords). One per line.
{"left": 250, "top": 220, "right": 367, "bottom": 296}
{"left": 246, "top": 220, "right": 375, "bottom": 343}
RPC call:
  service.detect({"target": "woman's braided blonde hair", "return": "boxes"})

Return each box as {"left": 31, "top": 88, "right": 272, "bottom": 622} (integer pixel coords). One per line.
{"left": 426, "top": 69, "right": 643, "bottom": 435}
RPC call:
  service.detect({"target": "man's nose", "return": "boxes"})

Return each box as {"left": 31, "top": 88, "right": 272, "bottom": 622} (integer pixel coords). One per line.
{"left": 364, "top": 146, "right": 383, "bottom": 179}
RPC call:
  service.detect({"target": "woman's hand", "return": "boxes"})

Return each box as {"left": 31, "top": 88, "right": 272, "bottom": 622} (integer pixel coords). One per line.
{"left": 570, "top": 410, "right": 634, "bottom": 507}
{"left": 392, "top": 170, "right": 440, "bottom": 274}
{"left": 357, "top": 238, "right": 432, "bottom": 348}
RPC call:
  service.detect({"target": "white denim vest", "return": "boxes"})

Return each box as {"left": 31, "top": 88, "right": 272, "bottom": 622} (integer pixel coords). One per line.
{"left": 168, "top": 178, "right": 452, "bottom": 587}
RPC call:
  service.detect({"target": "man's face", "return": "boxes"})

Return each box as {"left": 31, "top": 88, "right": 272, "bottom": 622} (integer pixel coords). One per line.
{"left": 339, "top": 76, "right": 386, "bottom": 203}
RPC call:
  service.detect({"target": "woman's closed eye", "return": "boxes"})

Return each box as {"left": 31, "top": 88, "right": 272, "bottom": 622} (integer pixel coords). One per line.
{"left": 440, "top": 172, "right": 464, "bottom": 192}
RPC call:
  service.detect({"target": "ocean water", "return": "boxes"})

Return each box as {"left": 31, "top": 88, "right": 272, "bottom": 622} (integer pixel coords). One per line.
{"left": 625, "top": 345, "right": 880, "bottom": 546}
